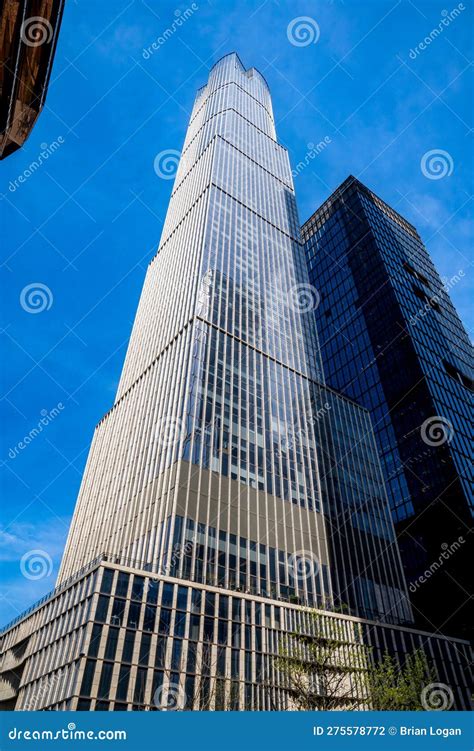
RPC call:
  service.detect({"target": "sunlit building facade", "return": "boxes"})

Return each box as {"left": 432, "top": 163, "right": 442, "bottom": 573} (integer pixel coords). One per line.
{"left": 0, "top": 58, "right": 471, "bottom": 712}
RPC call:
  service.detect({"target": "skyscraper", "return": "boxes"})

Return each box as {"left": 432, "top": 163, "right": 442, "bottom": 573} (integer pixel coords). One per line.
{"left": 302, "top": 175, "right": 473, "bottom": 639}
{"left": 56, "top": 54, "right": 409, "bottom": 627}
{"left": 0, "top": 58, "right": 471, "bottom": 712}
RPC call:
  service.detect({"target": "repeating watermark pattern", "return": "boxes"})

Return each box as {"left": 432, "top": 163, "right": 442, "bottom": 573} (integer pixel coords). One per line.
{"left": 8, "top": 137, "right": 65, "bottom": 193}
{"left": 153, "top": 681, "right": 186, "bottom": 710}
{"left": 421, "top": 682, "right": 454, "bottom": 711}
{"left": 409, "top": 293, "right": 441, "bottom": 326}
{"left": 155, "top": 415, "right": 186, "bottom": 449}
{"left": 160, "top": 536, "right": 196, "bottom": 576}
{"left": 287, "top": 16, "right": 320, "bottom": 47}
{"left": 20, "top": 283, "right": 53, "bottom": 314}
{"left": 441, "top": 269, "right": 465, "bottom": 294}
{"left": 420, "top": 416, "right": 453, "bottom": 446}
{"left": 153, "top": 149, "right": 181, "bottom": 180}
{"left": 20, "top": 16, "right": 53, "bottom": 47}
{"left": 277, "top": 402, "right": 331, "bottom": 458}
{"left": 23, "top": 668, "right": 66, "bottom": 710}
{"left": 409, "top": 269, "right": 465, "bottom": 327}
{"left": 288, "top": 550, "right": 320, "bottom": 582}
{"left": 420, "top": 149, "right": 454, "bottom": 180}
{"left": 288, "top": 283, "right": 321, "bottom": 313}
{"left": 409, "top": 537, "right": 465, "bottom": 592}
{"left": 292, "top": 138, "right": 332, "bottom": 178}
{"left": 142, "top": 4, "right": 199, "bottom": 59}
{"left": 408, "top": 4, "right": 466, "bottom": 60}
{"left": 20, "top": 550, "right": 53, "bottom": 581}
{"left": 8, "top": 403, "right": 65, "bottom": 460}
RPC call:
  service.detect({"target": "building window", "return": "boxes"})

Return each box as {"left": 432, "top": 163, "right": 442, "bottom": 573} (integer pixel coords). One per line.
{"left": 97, "top": 662, "right": 113, "bottom": 698}
{"left": 203, "top": 617, "right": 214, "bottom": 641}
{"left": 147, "top": 580, "right": 159, "bottom": 605}
{"left": 131, "top": 576, "right": 145, "bottom": 601}
{"left": 116, "top": 666, "right": 130, "bottom": 702}
{"left": 111, "top": 598, "right": 126, "bottom": 626}
{"left": 88, "top": 624, "right": 102, "bottom": 657}
{"left": 158, "top": 609, "right": 172, "bottom": 635}
{"left": 80, "top": 659, "right": 96, "bottom": 696}
{"left": 443, "top": 360, "right": 474, "bottom": 392}
{"left": 191, "top": 589, "right": 201, "bottom": 613}
{"left": 122, "top": 631, "right": 135, "bottom": 663}
{"left": 100, "top": 569, "right": 114, "bottom": 594}
{"left": 139, "top": 633, "right": 152, "bottom": 666}
{"left": 412, "top": 283, "right": 441, "bottom": 312}
{"left": 143, "top": 604, "right": 156, "bottom": 632}
{"left": 127, "top": 601, "right": 141, "bottom": 629}
{"left": 188, "top": 614, "right": 200, "bottom": 640}
{"left": 134, "top": 668, "right": 148, "bottom": 704}
{"left": 403, "top": 261, "right": 430, "bottom": 287}
{"left": 218, "top": 594, "right": 229, "bottom": 619}
{"left": 115, "top": 572, "right": 129, "bottom": 597}
{"left": 95, "top": 595, "right": 109, "bottom": 623}
{"left": 176, "top": 585, "right": 188, "bottom": 611}
{"left": 104, "top": 627, "right": 119, "bottom": 661}
{"left": 161, "top": 583, "right": 174, "bottom": 607}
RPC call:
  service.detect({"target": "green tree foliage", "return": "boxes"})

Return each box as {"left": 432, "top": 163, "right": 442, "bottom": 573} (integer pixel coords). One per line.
{"left": 367, "top": 649, "right": 436, "bottom": 710}
{"left": 277, "top": 609, "right": 437, "bottom": 711}
{"left": 276, "top": 611, "right": 367, "bottom": 710}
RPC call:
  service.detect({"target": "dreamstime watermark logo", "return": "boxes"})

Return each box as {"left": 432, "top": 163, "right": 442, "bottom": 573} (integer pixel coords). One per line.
{"left": 8, "top": 726, "right": 127, "bottom": 741}
{"left": 8, "top": 137, "right": 64, "bottom": 192}
{"left": 20, "top": 16, "right": 53, "bottom": 47}
{"left": 288, "top": 283, "right": 320, "bottom": 313}
{"left": 409, "top": 269, "right": 465, "bottom": 327}
{"left": 160, "top": 536, "right": 196, "bottom": 576}
{"left": 421, "top": 149, "right": 454, "bottom": 180}
{"left": 287, "top": 16, "right": 320, "bottom": 47}
{"left": 20, "top": 550, "right": 53, "bottom": 580}
{"left": 409, "top": 293, "right": 441, "bottom": 326}
{"left": 20, "top": 283, "right": 53, "bottom": 314}
{"left": 23, "top": 669, "right": 66, "bottom": 710}
{"left": 153, "top": 681, "right": 186, "bottom": 710}
{"left": 408, "top": 4, "right": 466, "bottom": 60}
{"left": 277, "top": 402, "right": 331, "bottom": 459}
{"left": 153, "top": 149, "right": 181, "bottom": 180}
{"left": 409, "top": 537, "right": 465, "bottom": 593}
{"left": 292, "top": 138, "right": 332, "bottom": 178}
{"left": 8, "top": 403, "right": 65, "bottom": 460}
{"left": 155, "top": 415, "right": 186, "bottom": 449}
{"left": 441, "top": 269, "right": 465, "bottom": 294}
{"left": 288, "top": 550, "right": 320, "bottom": 582}
{"left": 420, "top": 416, "right": 453, "bottom": 446}
{"left": 421, "top": 682, "right": 454, "bottom": 711}
{"left": 142, "top": 4, "right": 199, "bottom": 59}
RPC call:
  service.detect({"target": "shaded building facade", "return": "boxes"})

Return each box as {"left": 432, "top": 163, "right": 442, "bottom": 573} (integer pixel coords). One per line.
{"left": 302, "top": 176, "right": 473, "bottom": 639}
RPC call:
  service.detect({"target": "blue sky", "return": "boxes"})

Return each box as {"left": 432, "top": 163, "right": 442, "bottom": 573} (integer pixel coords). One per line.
{"left": 1, "top": 0, "right": 472, "bottom": 625}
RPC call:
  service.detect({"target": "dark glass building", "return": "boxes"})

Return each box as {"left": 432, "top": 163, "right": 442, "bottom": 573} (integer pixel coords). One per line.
{"left": 302, "top": 176, "right": 473, "bottom": 639}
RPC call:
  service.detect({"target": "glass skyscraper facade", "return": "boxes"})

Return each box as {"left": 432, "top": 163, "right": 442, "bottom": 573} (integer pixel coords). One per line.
{"left": 0, "top": 60, "right": 471, "bottom": 713}
{"left": 302, "top": 176, "right": 473, "bottom": 639}
{"left": 56, "top": 55, "right": 409, "bottom": 625}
